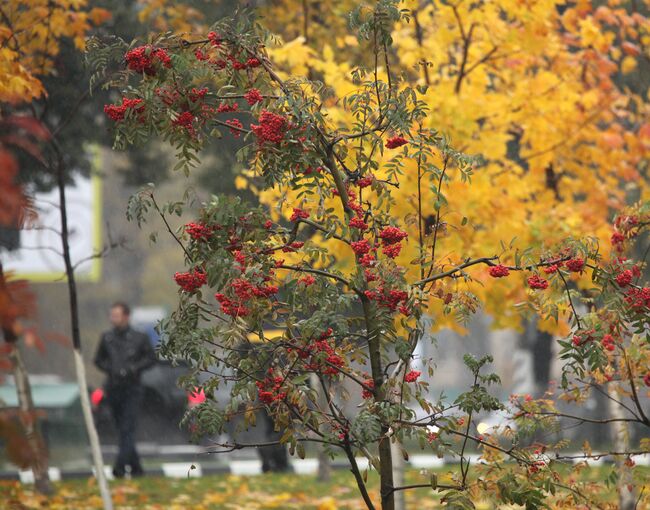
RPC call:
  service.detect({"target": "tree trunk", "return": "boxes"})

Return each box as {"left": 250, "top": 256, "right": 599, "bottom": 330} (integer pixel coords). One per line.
{"left": 0, "top": 263, "right": 52, "bottom": 494}
{"left": 607, "top": 382, "right": 636, "bottom": 510}
{"left": 73, "top": 348, "right": 112, "bottom": 509}
{"left": 8, "top": 341, "right": 52, "bottom": 494}
{"left": 310, "top": 373, "right": 331, "bottom": 482}
{"left": 363, "top": 300, "right": 394, "bottom": 510}
{"left": 390, "top": 440, "right": 405, "bottom": 510}
{"left": 56, "top": 160, "right": 113, "bottom": 510}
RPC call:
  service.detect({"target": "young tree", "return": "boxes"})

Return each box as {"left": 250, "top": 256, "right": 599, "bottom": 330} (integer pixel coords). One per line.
{"left": 1, "top": 1, "right": 113, "bottom": 506}
{"left": 99, "top": 2, "right": 649, "bottom": 509}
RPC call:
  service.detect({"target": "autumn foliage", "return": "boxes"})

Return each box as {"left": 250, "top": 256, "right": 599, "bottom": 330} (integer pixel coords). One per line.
{"left": 95, "top": 1, "right": 649, "bottom": 509}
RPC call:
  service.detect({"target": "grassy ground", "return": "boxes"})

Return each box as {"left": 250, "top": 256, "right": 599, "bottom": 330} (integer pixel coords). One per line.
{"left": 2, "top": 466, "right": 649, "bottom": 509}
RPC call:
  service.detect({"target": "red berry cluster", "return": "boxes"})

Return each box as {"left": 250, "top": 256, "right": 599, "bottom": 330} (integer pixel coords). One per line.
{"left": 488, "top": 264, "right": 510, "bottom": 278}
{"left": 282, "top": 241, "right": 304, "bottom": 253}
{"left": 104, "top": 97, "right": 144, "bottom": 122}
{"left": 232, "top": 250, "right": 247, "bottom": 271}
{"left": 382, "top": 244, "right": 401, "bottom": 258}
{"left": 299, "top": 275, "right": 316, "bottom": 286}
{"left": 426, "top": 431, "right": 439, "bottom": 443}
{"left": 225, "top": 55, "right": 261, "bottom": 70}
{"left": 364, "top": 286, "right": 409, "bottom": 313}
{"left": 172, "top": 111, "right": 196, "bottom": 135}
{"left": 215, "top": 278, "right": 278, "bottom": 318}
{"left": 601, "top": 334, "right": 617, "bottom": 352}
{"left": 215, "top": 294, "right": 250, "bottom": 317}
{"left": 189, "top": 87, "right": 208, "bottom": 102}
{"left": 359, "top": 253, "right": 376, "bottom": 268}
{"left": 565, "top": 258, "right": 585, "bottom": 272}
{"left": 174, "top": 268, "right": 207, "bottom": 292}
{"left": 292, "top": 329, "right": 345, "bottom": 376}
{"left": 543, "top": 264, "right": 559, "bottom": 274}
{"left": 611, "top": 231, "right": 626, "bottom": 251}
{"left": 385, "top": 136, "right": 408, "bottom": 149}
{"left": 351, "top": 239, "right": 372, "bottom": 256}
{"left": 256, "top": 370, "right": 287, "bottom": 404}
{"left": 527, "top": 275, "right": 549, "bottom": 290}
{"left": 207, "top": 31, "right": 222, "bottom": 47}
{"left": 528, "top": 459, "right": 547, "bottom": 474}
{"left": 217, "top": 102, "right": 239, "bottom": 113}
{"left": 362, "top": 378, "right": 374, "bottom": 399}
{"left": 377, "top": 226, "right": 407, "bottom": 259}
{"left": 379, "top": 226, "right": 408, "bottom": 245}
{"left": 624, "top": 286, "right": 650, "bottom": 311}
{"left": 615, "top": 214, "right": 639, "bottom": 230}
{"left": 333, "top": 422, "right": 350, "bottom": 441}
{"left": 357, "top": 175, "right": 374, "bottom": 188}
{"left": 153, "top": 83, "right": 218, "bottom": 138}
{"left": 225, "top": 118, "right": 243, "bottom": 137}
{"left": 234, "top": 278, "right": 278, "bottom": 299}
{"left": 185, "top": 221, "right": 215, "bottom": 241}
{"left": 125, "top": 45, "right": 172, "bottom": 75}
{"left": 349, "top": 217, "right": 368, "bottom": 231}
{"left": 571, "top": 329, "right": 595, "bottom": 347}
{"left": 616, "top": 269, "right": 633, "bottom": 287}
{"left": 244, "top": 88, "right": 264, "bottom": 105}
{"left": 251, "top": 110, "right": 289, "bottom": 144}
{"left": 290, "top": 208, "right": 310, "bottom": 222}
{"left": 404, "top": 370, "right": 421, "bottom": 383}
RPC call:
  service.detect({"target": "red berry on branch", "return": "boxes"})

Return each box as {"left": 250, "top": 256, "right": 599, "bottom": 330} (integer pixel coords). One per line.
{"left": 290, "top": 208, "right": 310, "bottom": 222}
{"left": 349, "top": 216, "right": 368, "bottom": 231}
{"left": 225, "top": 118, "right": 243, "bottom": 137}
{"left": 125, "top": 45, "right": 171, "bottom": 75}
{"left": 379, "top": 226, "right": 408, "bottom": 245}
{"left": 527, "top": 275, "right": 549, "bottom": 290}
{"left": 251, "top": 110, "right": 288, "bottom": 144}
{"left": 488, "top": 264, "right": 510, "bottom": 278}
{"left": 404, "top": 370, "right": 421, "bottom": 383}
{"left": 566, "top": 258, "right": 585, "bottom": 272}
{"left": 386, "top": 136, "right": 408, "bottom": 149}
{"left": 351, "top": 239, "right": 372, "bottom": 256}
{"left": 299, "top": 275, "right": 316, "bottom": 286}
{"left": 244, "top": 88, "right": 264, "bottom": 106}
{"left": 382, "top": 243, "right": 402, "bottom": 258}
{"left": 615, "top": 270, "right": 633, "bottom": 287}
{"left": 174, "top": 268, "right": 207, "bottom": 293}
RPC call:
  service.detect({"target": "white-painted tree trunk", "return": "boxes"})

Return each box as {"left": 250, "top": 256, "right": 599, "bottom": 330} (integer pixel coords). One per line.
{"left": 73, "top": 349, "right": 113, "bottom": 510}
{"left": 607, "top": 382, "right": 635, "bottom": 510}
{"left": 391, "top": 440, "right": 405, "bottom": 510}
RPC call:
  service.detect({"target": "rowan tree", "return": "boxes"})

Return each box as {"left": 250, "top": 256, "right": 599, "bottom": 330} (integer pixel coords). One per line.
{"left": 98, "top": 2, "right": 650, "bottom": 509}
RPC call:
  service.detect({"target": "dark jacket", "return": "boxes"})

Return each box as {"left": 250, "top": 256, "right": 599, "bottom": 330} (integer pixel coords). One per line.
{"left": 94, "top": 326, "right": 156, "bottom": 387}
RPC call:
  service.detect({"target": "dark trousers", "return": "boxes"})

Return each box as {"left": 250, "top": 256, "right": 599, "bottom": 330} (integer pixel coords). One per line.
{"left": 106, "top": 384, "right": 143, "bottom": 475}
{"left": 258, "top": 410, "right": 290, "bottom": 473}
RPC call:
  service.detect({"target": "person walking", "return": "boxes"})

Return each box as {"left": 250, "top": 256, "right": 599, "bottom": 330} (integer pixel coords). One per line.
{"left": 94, "top": 302, "right": 156, "bottom": 478}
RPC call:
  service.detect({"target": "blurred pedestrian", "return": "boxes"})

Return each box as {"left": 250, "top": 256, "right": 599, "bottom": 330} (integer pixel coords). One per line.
{"left": 240, "top": 335, "right": 292, "bottom": 473}
{"left": 94, "top": 302, "right": 156, "bottom": 478}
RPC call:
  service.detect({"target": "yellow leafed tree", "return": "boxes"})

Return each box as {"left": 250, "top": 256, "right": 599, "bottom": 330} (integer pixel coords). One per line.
{"left": 241, "top": 0, "right": 650, "bottom": 333}
{"left": 0, "top": 0, "right": 110, "bottom": 104}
